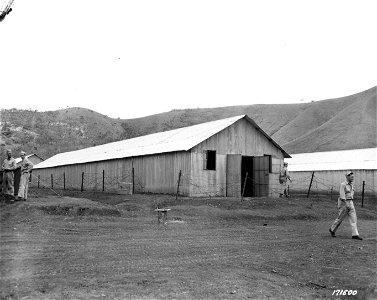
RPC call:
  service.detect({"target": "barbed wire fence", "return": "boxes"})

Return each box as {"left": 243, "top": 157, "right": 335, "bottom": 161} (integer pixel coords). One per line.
{"left": 288, "top": 173, "right": 377, "bottom": 206}
{"left": 29, "top": 169, "right": 137, "bottom": 198}
{"left": 28, "top": 169, "right": 377, "bottom": 205}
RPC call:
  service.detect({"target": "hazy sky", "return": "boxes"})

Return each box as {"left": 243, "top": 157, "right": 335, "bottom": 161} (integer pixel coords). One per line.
{"left": 1, "top": 0, "right": 376, "bottom": 119}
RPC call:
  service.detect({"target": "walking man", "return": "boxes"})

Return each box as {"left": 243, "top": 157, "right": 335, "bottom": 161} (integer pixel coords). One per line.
{"left": 279, "top": 162, "right": 291, "bottom": 197}
{"left": 2, "top": 149, "right": 17, "bottom": 200}
{"left": 16, "top": 151, "right": 33, "bottom": 201}
{"left": 329, "top": 171, "right": 362, "bottom": 240}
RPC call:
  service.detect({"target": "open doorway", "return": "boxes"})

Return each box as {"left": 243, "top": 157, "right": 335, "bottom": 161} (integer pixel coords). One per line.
{"left": 241, "top": 156, "right": 254, "bottom": 197}
{"left": 227, "top": 154, "right": 270, "bottom": 197}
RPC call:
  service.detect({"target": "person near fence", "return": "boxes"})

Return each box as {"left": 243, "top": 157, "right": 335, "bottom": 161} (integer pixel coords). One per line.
{"left": 279, "top": 162, "right": 291, "bottom": 197}
{"left": 329, "top": 171, "right": 362, "bottom": 240}
{"left": 2, "top": 149, "right": 17, "bottom": 200}
{"left": 16, "top": 151, "right": 33, "bottom": 201}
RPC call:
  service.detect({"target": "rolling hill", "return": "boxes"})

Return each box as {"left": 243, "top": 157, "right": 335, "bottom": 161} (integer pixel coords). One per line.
{"left": 0, "top": 86, "right": 376, "bottom": 163}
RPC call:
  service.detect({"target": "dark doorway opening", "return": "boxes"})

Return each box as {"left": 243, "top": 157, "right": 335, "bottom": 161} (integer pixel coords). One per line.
{"left": 241, "top": 156, "right": 254, "bottom": 197}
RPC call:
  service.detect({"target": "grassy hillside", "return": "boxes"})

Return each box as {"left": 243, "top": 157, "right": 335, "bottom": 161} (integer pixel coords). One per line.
{"left": 0, "top": 108, "right": 125, "bottom": 160}
{"left": 281, "top": 86, "right": 376, "bottom": 153}
{"left": 0, "top": 86, "right": 375, "bottom": 162}
{"left": 122, "top": 104, "right": 306, "bottom": 138}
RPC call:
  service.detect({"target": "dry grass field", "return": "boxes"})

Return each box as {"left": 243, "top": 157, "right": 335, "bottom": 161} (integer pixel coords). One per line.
{"left": 1, "top": 190, "right": 376, "bottom": 300}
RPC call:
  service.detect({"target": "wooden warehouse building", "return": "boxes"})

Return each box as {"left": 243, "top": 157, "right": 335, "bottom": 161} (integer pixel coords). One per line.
{"left": 286, "top": 148, "right": 377, "bottom": 196}
{"left": 32, "top": 115, "right": 290, "bottom": 197}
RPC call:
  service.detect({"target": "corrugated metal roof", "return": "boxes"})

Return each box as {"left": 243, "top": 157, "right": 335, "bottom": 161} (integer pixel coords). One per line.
{"left": 35, "top": 115, "right": 290, "bottom": 169}
{"left": 286, "top": 148, "right": 377, "bottom": 171}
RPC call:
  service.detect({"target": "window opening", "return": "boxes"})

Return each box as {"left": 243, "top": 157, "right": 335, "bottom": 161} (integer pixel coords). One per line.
{"left": 204, "top": 150, "right": 216, "bottom": 170}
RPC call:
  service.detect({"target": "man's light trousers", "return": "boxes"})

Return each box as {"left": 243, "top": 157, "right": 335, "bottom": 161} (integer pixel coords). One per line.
{"left": 330, "top": 199, "right": 359, "bottom": 236}
{"left": 18, "top": 173, "right": 30, "bottom": 200}
{"left": 2, "top": 172, "right": 14, "bottom": 195}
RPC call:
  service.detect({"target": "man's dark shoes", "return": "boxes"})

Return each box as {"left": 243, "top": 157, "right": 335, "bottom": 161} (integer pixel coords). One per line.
{"left": 329, "top": 229, "right": 336, "bottom": 237}
{"left": 352, "top": 235, "right": 363, "bottom": 240}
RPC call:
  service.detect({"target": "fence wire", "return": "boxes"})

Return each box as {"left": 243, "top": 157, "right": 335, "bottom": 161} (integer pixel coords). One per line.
{"left": 28, "top": 169, "right": 377, "bottom": 201}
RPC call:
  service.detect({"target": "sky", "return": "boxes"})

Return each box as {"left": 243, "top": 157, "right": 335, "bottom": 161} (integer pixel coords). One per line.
{"left": 0, "top": 0, "right": 376, "bottom": 119}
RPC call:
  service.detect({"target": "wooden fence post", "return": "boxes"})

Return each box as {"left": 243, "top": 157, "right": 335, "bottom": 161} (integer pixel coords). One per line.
{"left": 102, "top": 170, "right": 105, "bottom": 192}
{"left": 81, "top": 172, "right": 84, "bottom": 192}
{"left": 132, "top": 167, "right": 135, "bottom": 194}
{"left": 38, "top": 175, "right": 40, "bottom": 189}
{"left": 362, "top": 180, "right": 365, "bottom": 208}
{"left": 307, "top": 171, "right": 315, "bottom": 198}
{"left": 241, "top": 172, "right": 248, "bottom": 201}
{"left": 176, "top": 170, "right": 182, "bottom": 200}
{"left": 51, "top": 174, "right": 53, "bottom": 189}
{"left": 63, "top": 172, "right": 66, "bottom": 190}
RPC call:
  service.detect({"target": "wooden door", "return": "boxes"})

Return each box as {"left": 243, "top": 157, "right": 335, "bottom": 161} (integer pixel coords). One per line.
{"left": 226, "top": 154, "right": 241, "bottom": 197}
{"left": 253, "top": 156, "right": 269, "bottom": 197}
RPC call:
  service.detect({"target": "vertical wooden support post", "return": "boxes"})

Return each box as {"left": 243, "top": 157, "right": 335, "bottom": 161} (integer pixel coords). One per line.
{"left": 241, "top": 172, "right": 248, "bottom": 201}
{"left": 51, "top": 174, "right": 53, "bottom": 189}
{"left": 132, "top": 167, "right": 135, "bottom": 194}
{"left": 102, "top": 170, "right": 105, "bottom": 192}
{"left": 176, "top": 170, "right": 182, "bottom": 200}
{"left": 63, "top": 172, "right": 66, "bottom": 190}
{"left": 307, "top": 171, "right": 315, "bottom": 198}
{"left": 81, "top": 172, "right": 84, "bottom": 192}
{"left": 157, "top": 211, "right": 162, "bottom": 224}
{"left": 362, "top": 180, "right": 365, "bottom": 208}
{"left": 38, "top": 175, "right": 40, "bottom": 189}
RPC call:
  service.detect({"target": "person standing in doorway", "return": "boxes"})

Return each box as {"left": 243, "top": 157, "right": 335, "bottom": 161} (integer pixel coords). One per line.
{"left": 329, "top": 171, "right": 362, "bottom": 240}
{"left": 279, "top": 162, "right": 291, "bottom": 197}
{"left": 16, "top": 151, "right": 33, "bottom": 201}
{"left": 2, "top": 149, "right": 17, "bottom": 200}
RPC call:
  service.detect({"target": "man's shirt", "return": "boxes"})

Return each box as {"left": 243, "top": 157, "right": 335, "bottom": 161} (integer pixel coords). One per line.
{"left": 2, "top": 157, "right": 16, "bottom": 171}
{"left": 339, "top": 181, "right": 354, "bottom": 200}
{"left": 20, "top": 158, "right": 33, "bottom": 174}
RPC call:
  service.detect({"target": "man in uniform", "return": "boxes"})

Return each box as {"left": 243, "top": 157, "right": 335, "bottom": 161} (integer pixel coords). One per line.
{"left": 279, "top": 162, "right": 291, "bottom": 197}
{"left": 329, "top": 171, "right": 362, "bottom": 240}
{"left": 2, "top": 149, "right": 17, "bottom": 200}
{"left": 16, "top": 151, "right": 33, "bottom": 201}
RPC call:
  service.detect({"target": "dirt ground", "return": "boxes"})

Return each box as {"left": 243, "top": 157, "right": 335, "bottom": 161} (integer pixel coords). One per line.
{"left": 0, "top": 189, "right": 376, "bottom": 300}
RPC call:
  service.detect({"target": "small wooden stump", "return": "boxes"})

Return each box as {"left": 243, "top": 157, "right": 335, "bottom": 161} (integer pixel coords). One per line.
{"left": 155, "top": 208, "right": 171, "bottom": 225}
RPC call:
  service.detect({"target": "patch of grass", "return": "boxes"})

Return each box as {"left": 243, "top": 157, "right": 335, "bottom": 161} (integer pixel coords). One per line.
{"left": 38, "top": 205, "right": 121, "bottom": 217}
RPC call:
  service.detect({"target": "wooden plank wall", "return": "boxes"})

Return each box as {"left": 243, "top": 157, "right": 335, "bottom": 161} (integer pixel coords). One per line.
{"left": 192, "top": 119, "right": 284, "bottom": 157}
{"left": 190, "top": 153, "right": 227, "bottom": 196}
{"left": 132, "top": 152, "right": 191, "bottom": 195}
